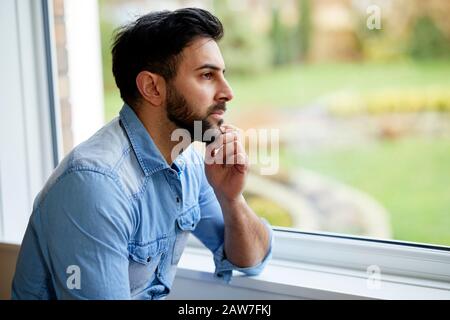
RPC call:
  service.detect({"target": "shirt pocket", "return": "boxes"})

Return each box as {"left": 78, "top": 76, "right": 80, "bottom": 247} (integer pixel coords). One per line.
{"left": 128, "top": 237, "right": 168, "bottom": 292}
{"left": 172, "top": 205, "right": 201, "bottom": 265}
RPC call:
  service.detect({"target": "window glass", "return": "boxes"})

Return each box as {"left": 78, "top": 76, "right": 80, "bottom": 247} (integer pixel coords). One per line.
{"left": 95, "top": 0, "right": 450, "bottom": 247}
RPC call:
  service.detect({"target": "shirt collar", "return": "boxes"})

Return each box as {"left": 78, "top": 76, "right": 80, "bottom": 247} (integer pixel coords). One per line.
{"left": 119, "top": 104, "right": 171, "bottom": 176}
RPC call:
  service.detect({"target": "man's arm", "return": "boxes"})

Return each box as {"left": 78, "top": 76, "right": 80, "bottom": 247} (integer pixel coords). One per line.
{"left": 204, "top": 125, "right": 271, "bottom": 268}
{"left": 39, "top": 171, "right": 133, "bottom": 299}
{"left": 218, "top": 194, "right": 270, "bottom": 268}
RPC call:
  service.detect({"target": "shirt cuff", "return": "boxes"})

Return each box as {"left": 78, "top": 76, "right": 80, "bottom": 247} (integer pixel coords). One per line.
{"left": 212, "top": 218, "right": 274, "bottom": 284}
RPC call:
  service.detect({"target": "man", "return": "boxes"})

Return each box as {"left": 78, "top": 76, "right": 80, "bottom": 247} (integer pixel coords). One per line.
{"left": 12, "top": 7, "right": 272, "bottom": 300}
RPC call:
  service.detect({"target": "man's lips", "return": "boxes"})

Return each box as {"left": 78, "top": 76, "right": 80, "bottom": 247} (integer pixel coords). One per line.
{"left": 209, "top": 110, "right": 225, "bottom": 119}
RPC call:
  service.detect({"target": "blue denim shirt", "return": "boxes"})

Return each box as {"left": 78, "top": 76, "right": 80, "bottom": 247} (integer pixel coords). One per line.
{"left": 12, "top": 104, "right": 273, "bottom": 300}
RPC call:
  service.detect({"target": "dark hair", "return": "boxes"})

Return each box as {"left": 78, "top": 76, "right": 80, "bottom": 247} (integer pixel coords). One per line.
{"left": 111, "top": 7, "right": 224, "bottom": 107}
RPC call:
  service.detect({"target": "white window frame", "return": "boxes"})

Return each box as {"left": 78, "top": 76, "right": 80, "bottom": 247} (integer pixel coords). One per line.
{"left": 0, "top": 0, "right": 61, "bottom": 244}
{"left": 175, "top": 228, "right": 450, "bottom": 299}
{"left": 64, "top": 0, "right": 105, "bottom": 146}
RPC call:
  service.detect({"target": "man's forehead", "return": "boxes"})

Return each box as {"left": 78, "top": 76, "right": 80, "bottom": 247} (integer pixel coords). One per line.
{"left": 181, "top": 38, "right": 225, "bottom": 71}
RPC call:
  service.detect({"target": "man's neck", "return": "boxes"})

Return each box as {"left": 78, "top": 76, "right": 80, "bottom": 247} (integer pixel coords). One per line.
{"left": 134, "top": 105, "right": 186, "bottom": 166}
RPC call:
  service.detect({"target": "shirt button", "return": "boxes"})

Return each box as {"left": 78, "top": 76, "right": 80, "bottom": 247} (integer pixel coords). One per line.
{"left": 176, "top": 197, "right": 180, "bottom": 203}
{"left": 147, "top": 257, "right": 151, "bottom": 262}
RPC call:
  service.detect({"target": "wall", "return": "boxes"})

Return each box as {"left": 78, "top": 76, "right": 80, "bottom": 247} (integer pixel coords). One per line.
{"left": 0, "top": 244, "right": 20, "bottom": 299}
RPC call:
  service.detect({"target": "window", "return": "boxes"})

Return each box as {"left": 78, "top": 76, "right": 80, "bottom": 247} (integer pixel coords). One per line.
{"left": 97, "top": 0, "right": 450, "bottom": 248}
{"left": 94, "top": 1, "right": 450, "bottom": 298}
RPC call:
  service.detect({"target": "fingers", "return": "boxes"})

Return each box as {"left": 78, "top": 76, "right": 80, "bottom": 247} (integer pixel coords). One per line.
{"left": 223, "top": 142, "right": 247, "bottom": 167}
{"left": 204, "top": 124, "right": 247, "bottom": 166}
{"left": 226, "top": 153, "right": 248, "bottom": 173}
{"left": 206, "top": 131, "right": 239, "bottom": 157}
{"left": 205, "top": 138, "right": 247, "bottom": 166}
{"left": 220, "top": 124, "right": 239, "bottom": 134}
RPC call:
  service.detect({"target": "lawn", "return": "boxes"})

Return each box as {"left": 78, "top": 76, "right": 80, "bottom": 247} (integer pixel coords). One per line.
{"left": 291, "top": 137, "right": 450, "bottom": 247}
{"left": 226, "top": 61, "right": 450, "bottom": 111}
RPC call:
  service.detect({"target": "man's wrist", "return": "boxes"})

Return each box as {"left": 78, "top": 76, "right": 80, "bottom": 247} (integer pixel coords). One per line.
{"left": 216, "top": 193, "right": 245, "bottom": 209}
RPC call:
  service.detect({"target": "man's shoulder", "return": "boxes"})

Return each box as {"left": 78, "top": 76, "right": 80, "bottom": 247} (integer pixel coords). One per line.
{"left": 36, "top": 118, "right": 146, "bottom": 204}
{"left": 69, "top": 118, "right": 130, "bottom": 172}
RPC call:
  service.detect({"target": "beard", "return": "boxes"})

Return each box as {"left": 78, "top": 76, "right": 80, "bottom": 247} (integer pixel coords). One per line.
{"left": 165, "top": 82, "right": 226, "bottom": 145}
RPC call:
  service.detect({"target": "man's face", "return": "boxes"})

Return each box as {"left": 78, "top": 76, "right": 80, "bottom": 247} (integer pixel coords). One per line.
{"left": 165, "top": 37, "right": 234, "bottom": 142}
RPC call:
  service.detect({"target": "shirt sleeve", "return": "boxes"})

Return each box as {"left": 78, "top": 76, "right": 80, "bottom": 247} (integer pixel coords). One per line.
{"left": 192, "top": 156, "right": 274, "bottom": 284}
{"left": 39, "top": 170, "right": 134, "bottom": 299}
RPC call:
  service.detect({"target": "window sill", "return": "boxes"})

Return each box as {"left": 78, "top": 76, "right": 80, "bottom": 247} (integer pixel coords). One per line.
{"left": 171, "top": 231, "right": 450, "bottom": 300}
{"left": 172, "top": 247, "right": 450, "bottom": 300}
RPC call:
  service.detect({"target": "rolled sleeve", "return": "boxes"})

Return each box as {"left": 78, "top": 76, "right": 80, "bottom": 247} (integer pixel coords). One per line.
{"left": 212, "top": 218, "right": 274, "bottom": 284}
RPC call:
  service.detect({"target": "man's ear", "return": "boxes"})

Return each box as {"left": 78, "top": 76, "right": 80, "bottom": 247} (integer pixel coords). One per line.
{"left": 136, "top": 71, "right": 166, "bottom": 107}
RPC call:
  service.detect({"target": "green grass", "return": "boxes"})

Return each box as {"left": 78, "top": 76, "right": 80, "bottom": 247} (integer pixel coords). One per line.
{"left": 290, "top": 137, "right": 450, "bottom": 247}
{"left": 226, "top": 61, "right": 450, "bottom": 110}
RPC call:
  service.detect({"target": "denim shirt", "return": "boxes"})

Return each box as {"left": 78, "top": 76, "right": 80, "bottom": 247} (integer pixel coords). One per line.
{"left": 12, "top": 104, "right": 273, "bottom": 300}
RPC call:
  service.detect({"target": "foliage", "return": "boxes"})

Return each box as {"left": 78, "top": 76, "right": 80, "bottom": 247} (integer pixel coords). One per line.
{"left": 270, "top": 2, "right": 308, "bottom": 66}
{"left": 245, "top": 195, "right": 293, "bottom": 227}
{"left": 99, "top": 16, "right": 117, "bottom": 92}
{"left": 329, "top": 88, "right": 450, "bottom": 116}
{"left": 213, "top": 0, "right": 272, "bottom": 75}
{"left": 408, "top": 16, "right": 450, "bottom": 61}
{"left": 297, "top": 0, "right": 311, "bottom": 60}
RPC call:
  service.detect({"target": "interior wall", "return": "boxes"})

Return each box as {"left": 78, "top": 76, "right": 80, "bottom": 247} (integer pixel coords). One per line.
{"left": 0, "top": 244, "right": 20, "bottom": 300}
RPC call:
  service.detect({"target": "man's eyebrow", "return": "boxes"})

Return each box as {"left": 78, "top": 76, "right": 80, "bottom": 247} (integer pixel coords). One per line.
{"left": 194, "top": 64, "right": 226, "bottom": 73}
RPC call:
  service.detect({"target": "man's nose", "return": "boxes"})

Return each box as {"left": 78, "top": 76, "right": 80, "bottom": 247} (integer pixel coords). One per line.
{"left": 217, "top": 79, "right": 234, "bottom": 102}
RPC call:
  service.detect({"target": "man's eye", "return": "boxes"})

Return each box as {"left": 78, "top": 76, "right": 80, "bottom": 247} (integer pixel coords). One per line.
{"left": 202, "top": 73, "right": 213, "bottom": 80}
